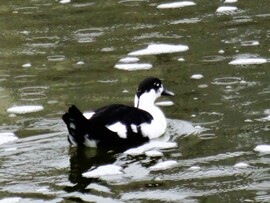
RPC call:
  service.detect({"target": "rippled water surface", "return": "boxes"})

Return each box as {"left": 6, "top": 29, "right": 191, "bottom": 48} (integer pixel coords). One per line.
{"left": 0, "top": 0, "right": 269, "bottom": 202}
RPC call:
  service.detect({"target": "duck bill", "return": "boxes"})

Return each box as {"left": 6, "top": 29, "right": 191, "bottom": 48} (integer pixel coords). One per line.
{"left": 162, "top": 89, "right": 175, "bottom": 96}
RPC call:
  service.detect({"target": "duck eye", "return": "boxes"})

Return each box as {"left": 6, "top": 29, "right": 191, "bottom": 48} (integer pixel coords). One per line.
{"left": 154, "top": 82, "right": 160, "bottom": 87}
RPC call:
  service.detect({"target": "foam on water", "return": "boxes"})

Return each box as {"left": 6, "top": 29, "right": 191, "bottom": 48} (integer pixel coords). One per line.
{"left": 7, "top": 105, "right": 44, "bottom": 114}
{"left": 229, "top": 58, "right": 267, "bottom": 65}
{"left": 149, "top": 160, "right": 178, "bottom": 171}
{"left": 0, "top": 133, "right": 18, "bottom": 145}
{"left": 178, "top": 57, "right": 185, "bottom": 61}
{"left": 0, "top": 197, "right": 22, "bottom": 203}
{"left": 76, "top": 61, "right": 85, "bottom": 65}
{"left": 187, "top": 166, "right": 201, "bottom": 171}
{"left": 114, "top": 63, "right": 152, "bottom": 71}
{"left": 119, "top": 57, "right": 140, "bottom": 63}
{"left": 233, "top": 162, "right": 249, "bottom": 168}
{"left": 191, "top": 74, "right": 204, "bottom": 80}
{"left": 224, "top": 0, "right": 238, "bottom": 3}
{"left": 216, "top": 6, "right": 238, "bottom": 13}
{"left": 145, "top": 150, "right": 163, "bottom": 157}
{"left": 59, "top": 0, "right": 71, "bottom": 4}
{"left": 22, "top": 63, "right": 32, "bottom": 68}
{"left": 157, "top": 1, "right": 196, "bottom": 9}
{"left": 254, "top": 145, "right": 270, "bottom": 153}
{"left": 82, "top": 164, "right": 123, "bottom": 178}
{"left": 124, "top": 141, "right": 177, "bottom": 156}
{"left": 128, "top": 44, "right": 189, "bottom": 56}
{"left": 155, "top": 101, "right": 174, "bottom": 106}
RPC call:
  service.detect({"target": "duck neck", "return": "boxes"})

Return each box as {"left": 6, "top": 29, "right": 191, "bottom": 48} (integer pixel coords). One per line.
{"left": 134, "top": 92, "right": 167, "bottom": 130}
{"left": 134, "top": 90, "right": 157, "bottom": 110}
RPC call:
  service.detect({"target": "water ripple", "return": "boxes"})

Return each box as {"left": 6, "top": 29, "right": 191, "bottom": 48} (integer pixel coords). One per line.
{"left": 18, "top": 86, "right": 49, "bottom": 101}
{"left": 26, "top": 36, "right": 60, "bottom": 48}
{"left": 74, "top": 28, "right": 104, "bottom": 43}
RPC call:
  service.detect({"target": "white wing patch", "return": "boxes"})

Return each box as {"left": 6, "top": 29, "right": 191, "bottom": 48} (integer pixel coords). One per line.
{"left": 131, "top": 124, "right": 138, "bottom": 133}
{"left": 106, "top": 122, "right": 127, "bottom": 139}
{"left": 83, "top": 111, "right": 95, "bottom": 119}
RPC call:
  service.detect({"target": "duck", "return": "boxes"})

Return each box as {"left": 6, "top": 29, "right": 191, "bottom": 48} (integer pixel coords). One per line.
{"left": 62, "top": 77, "right": 174, "bottom": 150}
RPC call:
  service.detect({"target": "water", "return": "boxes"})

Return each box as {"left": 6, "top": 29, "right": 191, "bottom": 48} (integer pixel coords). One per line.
{"left": 0, "top": 0, "right": 269, "bottom": 202}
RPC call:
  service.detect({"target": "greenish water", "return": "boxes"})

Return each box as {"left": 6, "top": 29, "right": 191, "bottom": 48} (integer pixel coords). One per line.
{"left": 0, "top": 0, "right": 269, "bottom": 202}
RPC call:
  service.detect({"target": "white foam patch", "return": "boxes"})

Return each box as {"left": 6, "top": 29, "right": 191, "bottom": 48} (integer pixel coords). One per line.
{"left": 119, "top": 57, "right": 140, "bottom": 63}
{"left": 124, "top": 141, "right": 177, "bottom": 156}
{"left": 187, "top": 166, "right": 201, "bottom": 171}
{"left": 7, "top": 105, "right": 44, "bottom": 114}
{"left": 224, "top": 0, "right": 238, "bottom": 3}
{"left": 128, "top": 44, "right": 189, "bottom": 56}
{"left": 0, "top": 197, "right": 22, "bottom": 203}
{"left": 157, "top": 1, "right": 196, "bottom": 9}
{"left": 178, "top": 57, "right": 185, "bottom": 61}
{"left": 0, "top": 133, "right": 18, "bottom": 145}
{"left": 216, "top": 6, "right": 238, "bottom": 13}
{"left": 155, "top": 101, "right": 174, "bottom": 106}
{"left": 114, "top": 63, "right": 152, "bottom": 71}
{"left": 191, "top": 74, "right": 204, "bottom": 79}
{"left": 233, "top": 162, "right": 249, "bottom": 168}
{"left": 149, "top": 160, "right": 177, "bottom": 171}
{"left": 254, "top": 145, "right": 270, "bottom": 153}
{"left": 83, "top": 111, "right": 95, "bottom": 119}
{"left": 145, "top": 150, "right": 163, "bottom": 157}
{"left": 229, "top": 58, "right": 267, "bottom": 65}
{"left": 82, "top": 164, "right": 123, "bottom": 178}
{"left": 59, "top": 0, "right": 70, "bottom": 3}
{"left": 22, "top": 63, "right": 31, "bottom": 68}
{"left": 76, "top": 61, "right": 85, "bottom": 65}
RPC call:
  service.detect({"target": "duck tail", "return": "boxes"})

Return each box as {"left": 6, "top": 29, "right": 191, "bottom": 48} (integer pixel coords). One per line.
{"left": 62, "top": 105, "right": 89, "bottom": 146}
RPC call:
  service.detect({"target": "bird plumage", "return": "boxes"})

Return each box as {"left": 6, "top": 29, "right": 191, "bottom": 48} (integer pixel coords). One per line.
{"left": 62, "top": 77, "right": 173, "bottom": 150}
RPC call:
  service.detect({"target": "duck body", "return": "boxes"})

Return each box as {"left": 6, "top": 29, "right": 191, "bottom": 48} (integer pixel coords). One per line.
{"left": 62, "top": 77, "right": 174, "bottom": 150}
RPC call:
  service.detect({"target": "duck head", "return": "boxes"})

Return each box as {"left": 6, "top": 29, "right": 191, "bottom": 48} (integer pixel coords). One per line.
{"left": 134, "top": 77, "right": 174, "bottom": 108}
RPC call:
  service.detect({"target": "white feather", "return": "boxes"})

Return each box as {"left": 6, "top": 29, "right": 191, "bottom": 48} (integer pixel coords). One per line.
{"left": 135, "top": 89, "right": 167, "bottom": 139}
{"left": 83, "top": 111, "right": 95, "bottom": 119}
{"left": 106, "top": 122, "right": 127, "bottom": 139}
{"left": 131, "top": 124, "right": 138, "bottom": 133}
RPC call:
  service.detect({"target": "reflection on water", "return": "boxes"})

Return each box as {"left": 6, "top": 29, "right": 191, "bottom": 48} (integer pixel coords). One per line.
{"left": 0, "top": 0, "right": 270, "bottom": 202}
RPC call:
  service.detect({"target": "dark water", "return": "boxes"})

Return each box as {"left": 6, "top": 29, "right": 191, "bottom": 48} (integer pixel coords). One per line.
{"left": 0, "top": 0, "right": 270, "bottom": 202}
